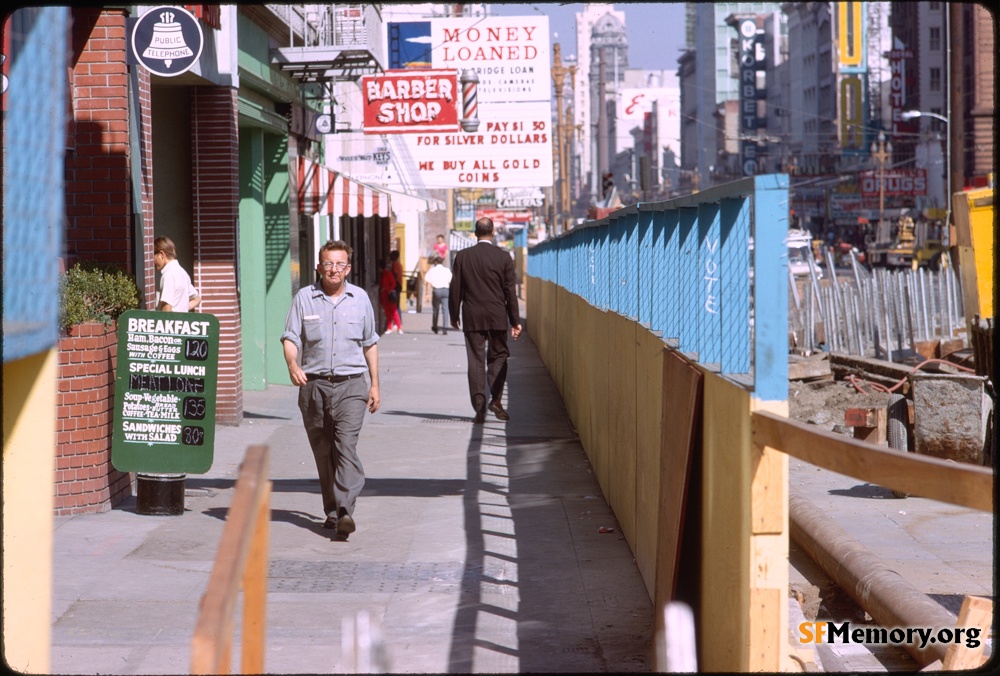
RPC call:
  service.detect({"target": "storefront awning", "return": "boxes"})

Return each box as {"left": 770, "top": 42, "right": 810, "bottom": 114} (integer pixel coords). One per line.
{"left": 297, "top": 157, "right": 390, "bottom": 218}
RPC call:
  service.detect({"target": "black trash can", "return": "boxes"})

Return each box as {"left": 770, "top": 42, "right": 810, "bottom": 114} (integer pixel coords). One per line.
{"left": 136, "top": 473, "right": 185, "bottom": 515}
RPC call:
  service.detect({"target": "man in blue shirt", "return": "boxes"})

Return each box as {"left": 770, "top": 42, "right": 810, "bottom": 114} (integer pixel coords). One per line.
{"left": 282, "top": 240, "right": 380, "bottom": 540}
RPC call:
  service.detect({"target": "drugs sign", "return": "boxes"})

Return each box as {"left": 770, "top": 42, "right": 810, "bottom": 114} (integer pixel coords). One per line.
{"left": 111, "top": 310, "right": 219, "bottom": 473}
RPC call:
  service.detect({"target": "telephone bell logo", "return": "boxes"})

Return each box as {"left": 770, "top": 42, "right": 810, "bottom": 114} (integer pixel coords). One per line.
{"left": 131, "top": 6, "right": 203, "bottom": 77}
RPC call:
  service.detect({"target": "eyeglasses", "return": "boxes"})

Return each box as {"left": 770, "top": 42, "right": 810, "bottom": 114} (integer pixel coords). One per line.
{"left": 319, "top": 261, "right": 350, "bottom": 271}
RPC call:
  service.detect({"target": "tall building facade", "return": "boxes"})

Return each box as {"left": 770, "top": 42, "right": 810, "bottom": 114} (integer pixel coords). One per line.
{"left": 574, "top": 4, "right": 627, "bottom": 202}
{"left": 687, "top": 2, "right": 786, "bottom": 187}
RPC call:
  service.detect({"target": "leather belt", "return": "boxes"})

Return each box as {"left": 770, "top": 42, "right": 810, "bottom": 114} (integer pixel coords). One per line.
{"left": 306, "top": 372, "right": 364, "bottom": 383}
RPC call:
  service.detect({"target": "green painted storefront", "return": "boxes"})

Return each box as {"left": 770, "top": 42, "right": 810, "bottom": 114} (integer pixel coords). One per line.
{"left": 236, "top": 13, "right": 304, "bottom": 390}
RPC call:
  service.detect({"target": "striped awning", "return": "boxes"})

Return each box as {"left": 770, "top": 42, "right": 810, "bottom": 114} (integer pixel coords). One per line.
{"left": 297, "top": 157, "right": 390, "bottom": 218}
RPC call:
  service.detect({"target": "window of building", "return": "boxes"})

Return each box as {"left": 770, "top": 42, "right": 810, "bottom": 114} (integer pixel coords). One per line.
{"left": 929, "top": 67, "right": 941, "bottom": 91}
{"left": 930, "top": 107, "right": 944, "bottom": 133}
{"left": 929, "top": 1, "right": 940, "bottom": 10}
{"left": 929, "top": 26, "right": 941, "bottom": 51}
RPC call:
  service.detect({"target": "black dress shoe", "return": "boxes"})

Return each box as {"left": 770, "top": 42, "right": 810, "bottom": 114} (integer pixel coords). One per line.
{"left": 336, "top": 511, "right": 356, "bottom": 537}
{"left": 473, "top": 409, "right": 486, "bottom": 424}
{"left": 488, "top": 400, "right": 510, "bottom": 421}
{"left": 322, "top": 515, "right": 338, "bottom": 529}
{"left": 432, "top": 326, "right": 438, "bottom": 333}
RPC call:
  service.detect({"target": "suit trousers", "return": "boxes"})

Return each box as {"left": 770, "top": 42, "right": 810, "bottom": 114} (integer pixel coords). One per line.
{"left": 297, "top": 377, "right": 368, "bottom": 519}
{"left": 463, "top": 329, "right": 509, "bottom": 411}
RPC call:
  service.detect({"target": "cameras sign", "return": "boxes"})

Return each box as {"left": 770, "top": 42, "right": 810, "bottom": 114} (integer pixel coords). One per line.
{"left": 111, "top": 310, "right": 219, "bottom": 474}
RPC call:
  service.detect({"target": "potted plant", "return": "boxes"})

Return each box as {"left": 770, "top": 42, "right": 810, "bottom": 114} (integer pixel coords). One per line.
{"left": 55, "top": 262, "right": 140, "bottom": 514}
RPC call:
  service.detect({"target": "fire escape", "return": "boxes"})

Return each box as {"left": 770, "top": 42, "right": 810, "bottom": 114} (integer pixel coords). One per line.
{"left": 266, "top": 4, "right": 385, "bottom": 129}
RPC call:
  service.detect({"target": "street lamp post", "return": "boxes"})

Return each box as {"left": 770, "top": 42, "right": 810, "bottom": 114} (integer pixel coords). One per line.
{"left": 870, "top": 130, "right": 892, "bottom": 242}
{"left": 901, "top": 110, "right": 950, "bottom": 227}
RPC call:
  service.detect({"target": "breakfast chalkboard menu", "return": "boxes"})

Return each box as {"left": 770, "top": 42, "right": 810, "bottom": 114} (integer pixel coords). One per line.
{"left": 111, "top": 309, "right": 219, "bottom": 473}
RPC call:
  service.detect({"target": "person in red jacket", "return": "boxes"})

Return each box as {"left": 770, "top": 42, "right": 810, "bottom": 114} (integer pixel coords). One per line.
{"left": 378, "top": 259, "right": 403, "bottom": 334}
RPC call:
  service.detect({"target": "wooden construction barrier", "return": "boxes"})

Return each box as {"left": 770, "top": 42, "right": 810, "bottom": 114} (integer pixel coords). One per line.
{"left": 753, "top": 411, "right": 992, "bottom": 512}
{"left": 191, "top": 445, "right": 272, "bottom": 674}
{"left": 528, "top": 174, "right": 993, "bottom": 672}
{"left": 528, "top": 175, "right": 792, "bottom": 671}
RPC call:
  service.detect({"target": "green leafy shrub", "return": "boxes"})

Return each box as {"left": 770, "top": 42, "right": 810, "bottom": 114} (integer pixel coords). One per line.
{"left": 59, "top": 262, "right": 140, "bottom": 330}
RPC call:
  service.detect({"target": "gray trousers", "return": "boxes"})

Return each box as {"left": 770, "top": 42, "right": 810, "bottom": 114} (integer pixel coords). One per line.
{"left": 297, "top": 377, "right": 368, "bottom": 519}
{"left": 431, "top": 287, "right": 449, "bottom": 331}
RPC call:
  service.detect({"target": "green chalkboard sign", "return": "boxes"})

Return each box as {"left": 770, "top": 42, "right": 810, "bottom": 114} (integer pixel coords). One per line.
{"left": 111, "top": 310, "right": 219, "bottom": 473}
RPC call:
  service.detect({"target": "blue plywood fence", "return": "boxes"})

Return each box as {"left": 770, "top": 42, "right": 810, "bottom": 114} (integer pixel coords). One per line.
{"left": 529, "top": 174, "right": 789, "bottom": 401}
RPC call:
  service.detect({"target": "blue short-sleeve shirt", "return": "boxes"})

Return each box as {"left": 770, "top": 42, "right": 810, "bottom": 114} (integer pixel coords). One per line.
{"left": 281, "top": 281, "right": 379, "bottom": 376}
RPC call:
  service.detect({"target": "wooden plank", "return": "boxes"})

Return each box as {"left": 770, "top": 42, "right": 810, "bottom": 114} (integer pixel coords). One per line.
{"left": 748, "top": 587, "right": 783, "bottom": 672}
{"left": 591, "top": 308, "right": 611, "bottom": 497}
{"left": 635, "top": 327, "right": 665, "bottom": 601}
{"left": 787, "top": 357, "right": 832, "bottom": 381}
{"left": 849, "top": 406, "right": 887, "bottom": 446}
{"left": 240, "top": 481, "right": 272, "bottom": 674}
{"left": 751, "top": 397, "right": 788, "bottom": 535}
{"left": 653, "top": 349, "right": 702, "bottom": 669}
{"left": 753, "top": 411, "right": 993, "bottom": 512}
{"left": 942, "top": 596, "right": 993, "bottom": 670}
{"left": 845, "top": 407, "right": 878, "bottom": 428}
{"left": 653, "top": 350, "right": 702, "bottom": 608}
{"left": 191, "top": 445, "right": 271, "bottom": 674}
{"left": 699, "top": 375, "right": 752, "bottom": 672}
{"left": 609, "top": 312, "right": 637, "bottom": 545}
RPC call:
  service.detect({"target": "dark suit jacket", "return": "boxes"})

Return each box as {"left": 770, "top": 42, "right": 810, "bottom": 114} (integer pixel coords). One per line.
{"left": 448, "top": 241, "right": 520, "bottom": 331}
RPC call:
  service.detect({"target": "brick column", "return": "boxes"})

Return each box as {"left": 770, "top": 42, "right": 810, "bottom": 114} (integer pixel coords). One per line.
{"left": 191, "top": 87, "right": 242, "bottom": 424}
{"left": 66, "top": 8, "right": 132, "bottom": 270}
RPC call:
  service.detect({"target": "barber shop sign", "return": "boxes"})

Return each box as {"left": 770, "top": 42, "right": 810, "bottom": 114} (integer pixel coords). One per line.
{"left": 129, "top": 6, "right": 203, "bottom": 77}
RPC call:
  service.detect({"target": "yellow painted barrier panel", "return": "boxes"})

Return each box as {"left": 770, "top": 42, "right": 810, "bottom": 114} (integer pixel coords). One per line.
{"left": 952, "top": 187, "right": 994, "bottom": 322}
{"left": 609, "top": 312, "right": 638, "bottom": 545}
{"left": 699, "top": 373, "right": 752, "bottom": 672}
{"left": 591, "top": 307, "right": 612, "bottom": 498}
{"left": 635, "top": 327, "right": 665, "bottom": 600}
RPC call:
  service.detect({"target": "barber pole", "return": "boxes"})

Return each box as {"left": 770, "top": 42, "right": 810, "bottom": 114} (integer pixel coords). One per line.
{"left": 460, "top": 68, "right": 480, "bottom": 132}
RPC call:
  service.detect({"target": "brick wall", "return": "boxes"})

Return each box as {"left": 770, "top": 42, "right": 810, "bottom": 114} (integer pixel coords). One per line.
{"left": 66, "top": 8, "right": 134, "bottom": 272}
{"left": 191, "top": 87, "right": 243, "bottom": 424}
{"left": 56, "top": 322, "right": 133, "bottom": 514}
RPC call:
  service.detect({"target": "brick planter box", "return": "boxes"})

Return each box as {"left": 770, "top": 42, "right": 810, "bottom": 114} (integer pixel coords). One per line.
{"left": 56, "top": 321, "right": 133, "bottom": 514}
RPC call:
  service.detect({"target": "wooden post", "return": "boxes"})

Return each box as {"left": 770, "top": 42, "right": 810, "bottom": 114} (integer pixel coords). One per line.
{"left": 846, "top": 406, "right": 887, "bottom": 445}
{"left": 942, "top": 596, "right": 993, "bottom": 670}
{"left": 191, "top": 445, "right": 271, "bottom": 674}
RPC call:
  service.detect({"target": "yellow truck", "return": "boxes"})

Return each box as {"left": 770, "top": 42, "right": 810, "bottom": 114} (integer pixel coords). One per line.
{"left": 952, "top": 186, "right": 994, "bottom": 383}
{"left": 865, "top": 215, "right": 946, "bottom": 269}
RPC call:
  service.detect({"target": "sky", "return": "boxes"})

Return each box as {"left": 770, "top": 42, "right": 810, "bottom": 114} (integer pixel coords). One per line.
{"left": 488, "top": 2, "right": 688, "bottom": 72}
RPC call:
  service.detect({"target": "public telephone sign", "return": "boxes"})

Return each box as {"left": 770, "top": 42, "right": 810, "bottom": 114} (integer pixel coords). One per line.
{"left": 111, "top": 310, "right": 219, "bottom": 473}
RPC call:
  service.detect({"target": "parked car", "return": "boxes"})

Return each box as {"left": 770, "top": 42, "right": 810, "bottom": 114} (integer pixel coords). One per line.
{"left": 787, "top": 230, "right": 823, "bottom": 279}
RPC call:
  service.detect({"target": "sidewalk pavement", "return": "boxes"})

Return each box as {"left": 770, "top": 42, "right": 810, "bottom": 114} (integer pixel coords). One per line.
{"left": 51, "top": 308, "right": 654, "bottom": 674}
{"left": 49, "top": 307, "right": 994, "bottom": 674}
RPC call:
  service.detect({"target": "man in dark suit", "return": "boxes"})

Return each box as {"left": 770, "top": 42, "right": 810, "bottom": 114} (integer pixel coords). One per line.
{"left": 449, "top": 217, "right": 522, "bottom": 423}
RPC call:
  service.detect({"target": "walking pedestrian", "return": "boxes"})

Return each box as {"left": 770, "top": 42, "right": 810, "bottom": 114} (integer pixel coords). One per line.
{"left": 281, "top": 240, "right": 381, "bottom": 540}
{"left": 449, "top": 217, "right": 521, "bottom": 423}
{"left": 153, "top": 236, "right": 200, "bottom": 312}
{"left": 433, "top": 234, "right": 449, "bottom": 263}
{"left": 379, "top": 259, "right": 403, "bottom": 333}
{"left": 423, "top": 255, "right": 452, "bottom": 335}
